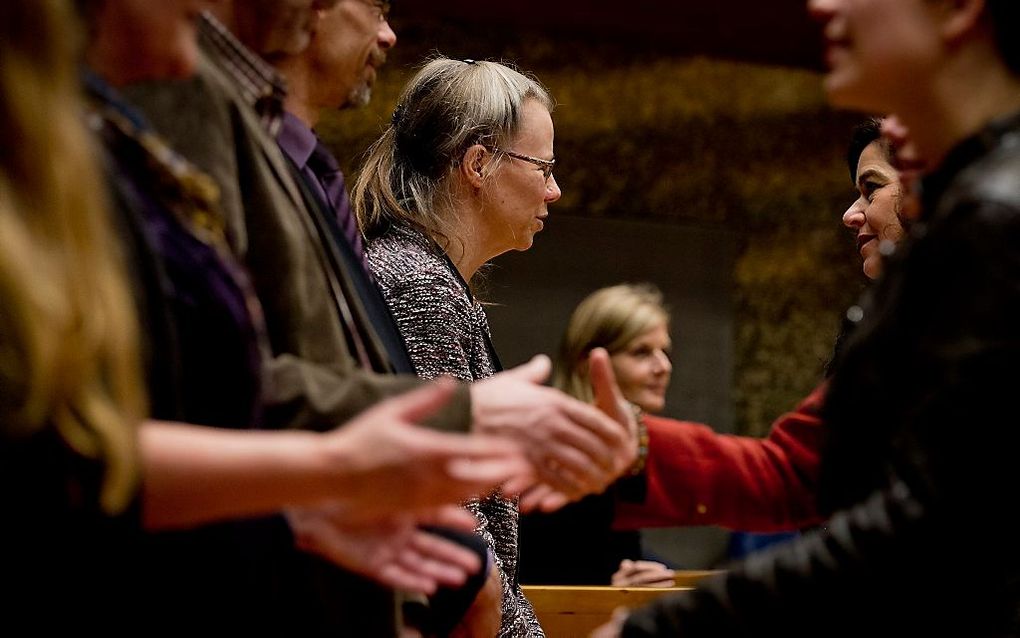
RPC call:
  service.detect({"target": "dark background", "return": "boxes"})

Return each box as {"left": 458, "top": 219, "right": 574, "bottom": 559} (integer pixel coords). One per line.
{"left": 397, "top": 0, "right": 825, "bottom": 71}
{"left": 322, "top": 2, "right": 869, "bottom": 570}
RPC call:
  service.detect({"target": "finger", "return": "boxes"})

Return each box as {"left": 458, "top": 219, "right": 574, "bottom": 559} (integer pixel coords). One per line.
{"left": 558, "top": 399, "right": 629, "bottom": 459}
{"left": 540, "top": 454, "right": 593, "bottom": 496}
{"left": 628, "top": 569, "right": 676, "bottom": 586}
{"left": 537, "top": 489, "right": 570, "bottom": 512}
{"left": 535, "top": 412, "right": 616, "bottom": 474}
{"left": 397, "top": 549, "right": 469, "bottom": 591}
{"left": 627, "top": 576, "right": 676, "bottom": 588}
{"left": 588, "top": 347, "right": 628, "bottom": 424}
{"left": 502, "top": 354, "right": 553, "bottom": 384}
{"left": 628, "top": 565, "right": 674, "bottom": 584}
{"left": 631, "top": 560, "right": 669, "bottom": 570}
{"left": 500, "top": 466, "right": 539, "bottom": 497}
{"left": 411, "top": 428, "right": 528, "bottom": 463}
{"left": 377, "top": 563, "right": 438, "bottom": 595}
{"left": 536, "top": 440, "right": 612, "bottom": 494}
{"left": 415, "top": 504, "right": 479, "bottom": 532}
{"left": 647, "top": 578, "right": 677, "bottom": 588}
{"left": 403, "top": 531, "right": 482, "bottom": 582}
{"left": 410, "top": 528, "right": 483, "bottom": 575}
{"left": 518, "top": 483, "right": 555, "bottom": 513}
{"left": 445, "top": 455, "right": 533, "bottom": 496}
{"left": 520, "top": 483, "right": 573, "bottom": 513}
{"left": 380, "top": 378, "right": 459, "bottom": 423}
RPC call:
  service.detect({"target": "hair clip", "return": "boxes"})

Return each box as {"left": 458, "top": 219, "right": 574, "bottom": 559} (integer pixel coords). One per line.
{"left": 463, "top": 59, "right": 477, "bottom": 65}
{"left": 390, "top": 102, "right": 405, "bottom": 127}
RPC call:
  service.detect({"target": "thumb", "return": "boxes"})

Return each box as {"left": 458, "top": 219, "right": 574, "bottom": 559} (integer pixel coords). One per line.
{"left": 382, "top": 378, "right": 459, "bottom": 424}
{"left": 589, "top": 348, "right": 627, "bottom": 421}
{"left": 504, "top": 354, "right": 552, "bottom": 385}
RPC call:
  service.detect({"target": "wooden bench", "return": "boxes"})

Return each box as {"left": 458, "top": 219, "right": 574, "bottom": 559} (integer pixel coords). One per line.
{"left": 669, "top": 569, "right": 723, "bottom": 588}
{"left": 523, "top": 571, "right": 722, "bottom": 637}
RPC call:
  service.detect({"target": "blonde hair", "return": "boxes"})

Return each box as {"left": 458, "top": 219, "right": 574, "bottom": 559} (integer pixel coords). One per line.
{"left": 0, "top": 0, "right": 144, "bottom": 513}
{"left": 553, "top": 284, "right": 670, "bottom": 404}
{"left": 352, "top": 56, "right": 554, "bottom": 252}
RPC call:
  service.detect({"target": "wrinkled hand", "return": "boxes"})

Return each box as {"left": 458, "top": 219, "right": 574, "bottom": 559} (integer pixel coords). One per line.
{"left": 590, "top": 607, "right": 630, "bottom": 638}
{"left": 471, "top": 354, "right": 634, "bottom": 510}
{"left": 325, "top": 380, "right": 531, "bottom": 520}
{"left": 287, "top": 503, "right": 482, "bottom": 595}
{"left": 515, "top": 349, "right": 638, "bottom": 513}
{"left": 449, "top": 553, "right": 502, "bottom": 638}
{"left": 611, "top": 559, "right": 676, "bottom": 588}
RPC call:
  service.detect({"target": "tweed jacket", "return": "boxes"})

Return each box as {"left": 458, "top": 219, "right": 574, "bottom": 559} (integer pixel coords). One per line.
{"left": 367, "top": 224, "right": 545, "bottom": 637}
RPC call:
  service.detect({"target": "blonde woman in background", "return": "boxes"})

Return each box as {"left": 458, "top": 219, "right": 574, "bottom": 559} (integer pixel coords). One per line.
{"left": 521, "top": 284, "right": 678, "bottom": 588}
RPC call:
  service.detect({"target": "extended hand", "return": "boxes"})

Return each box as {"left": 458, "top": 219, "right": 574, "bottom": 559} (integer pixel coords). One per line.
{"left": 471, "top": 355, "right": 632, "bottom": 508}
{"left": 287, "top": 503, "right": 482, "bottom": 595}
{"left": 516, "top": 348, "right": 639, "bottom": 513}
{"left": 324, "top": 380, "right": 531, "bottom": 519}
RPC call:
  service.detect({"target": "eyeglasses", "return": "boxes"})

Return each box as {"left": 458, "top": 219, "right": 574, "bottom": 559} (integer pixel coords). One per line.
{"left": 494, "top": 147, "right": 556, "bottom": 181}
{"left": 359, "top": 0, "right": 391, "bottom": 22}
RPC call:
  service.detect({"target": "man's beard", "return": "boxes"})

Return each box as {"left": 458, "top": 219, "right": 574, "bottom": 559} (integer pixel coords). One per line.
{"left": 347, "top": 48, "right": 387, "bottom": 108}
{"left": 347, "top": 83, "right": 372, "bottom": 108}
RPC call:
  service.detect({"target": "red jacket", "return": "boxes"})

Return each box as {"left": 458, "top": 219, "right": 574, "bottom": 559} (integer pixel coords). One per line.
{"left": 614, "top": 384, "right": 827, "bottom": 533}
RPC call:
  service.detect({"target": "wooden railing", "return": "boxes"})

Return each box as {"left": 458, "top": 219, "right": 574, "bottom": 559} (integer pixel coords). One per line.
{"left": 523, "top": 570, "right": 722, "bottom": 637}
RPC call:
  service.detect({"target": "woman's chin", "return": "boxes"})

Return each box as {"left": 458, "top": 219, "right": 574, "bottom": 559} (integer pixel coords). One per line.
{"left": 633, "top": 396, "right": 665, "bottom": 414}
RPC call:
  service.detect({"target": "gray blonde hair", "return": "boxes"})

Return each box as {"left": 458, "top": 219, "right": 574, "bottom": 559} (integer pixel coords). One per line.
{"left": 553, "top": 284, "right": 670, "bottom": 404}
{"left": 352, "top": 56, "right": 554, "bottom": 251}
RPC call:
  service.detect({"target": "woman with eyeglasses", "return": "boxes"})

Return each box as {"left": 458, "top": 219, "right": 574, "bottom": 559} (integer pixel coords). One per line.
{"left": 353, "top": 55, "right": 562, "bottom": 637}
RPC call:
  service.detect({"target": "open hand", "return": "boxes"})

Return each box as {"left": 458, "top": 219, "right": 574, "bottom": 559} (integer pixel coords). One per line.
{"left": 287, "top": 503, "right": 482, "bottom": 595}
{"left": 325, "top": 380, "right": 531, "bottom": 520}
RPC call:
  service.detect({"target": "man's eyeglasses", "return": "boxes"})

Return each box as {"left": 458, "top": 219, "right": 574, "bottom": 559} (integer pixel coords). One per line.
{"left": 494, "top": 148, "right": 556, "bottom": 181}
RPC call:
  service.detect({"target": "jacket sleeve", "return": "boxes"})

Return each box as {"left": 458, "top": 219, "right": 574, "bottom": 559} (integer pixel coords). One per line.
{"left": 621, "top": 478, "right": 953, "bottom": 638}
{"left": 614, "top": 385, "right": 825, "bottom": 532}
{"left": 374, "top": 266, "right": 477, "bottom": 383}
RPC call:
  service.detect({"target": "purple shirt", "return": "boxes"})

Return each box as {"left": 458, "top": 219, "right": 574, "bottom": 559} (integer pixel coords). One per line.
{"left": 276, "top": 112, "right": 369, "bottom": 272}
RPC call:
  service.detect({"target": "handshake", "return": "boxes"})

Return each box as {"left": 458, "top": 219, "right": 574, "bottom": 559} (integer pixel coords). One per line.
{"left": 286, "top": 347, "right": 639, "bottom": 594}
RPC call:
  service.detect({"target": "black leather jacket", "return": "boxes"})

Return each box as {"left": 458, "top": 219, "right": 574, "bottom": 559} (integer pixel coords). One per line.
{"left": 624, "top": 110, "right": 1020, "bottom": 637}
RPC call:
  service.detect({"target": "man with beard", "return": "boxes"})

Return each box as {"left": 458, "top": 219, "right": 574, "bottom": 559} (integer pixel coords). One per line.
{"left": 273, "top": 4, "right": 495, "bottom": 634}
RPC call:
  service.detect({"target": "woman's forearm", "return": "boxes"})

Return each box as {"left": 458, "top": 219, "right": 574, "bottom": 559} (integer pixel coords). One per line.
{"left": 139, "top": 420, "right": 342, "bottom": 530}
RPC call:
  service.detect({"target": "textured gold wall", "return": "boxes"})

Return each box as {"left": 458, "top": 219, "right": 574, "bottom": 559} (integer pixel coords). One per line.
{"left": 321, "top": 20, "right": 868, "bottom": 437}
